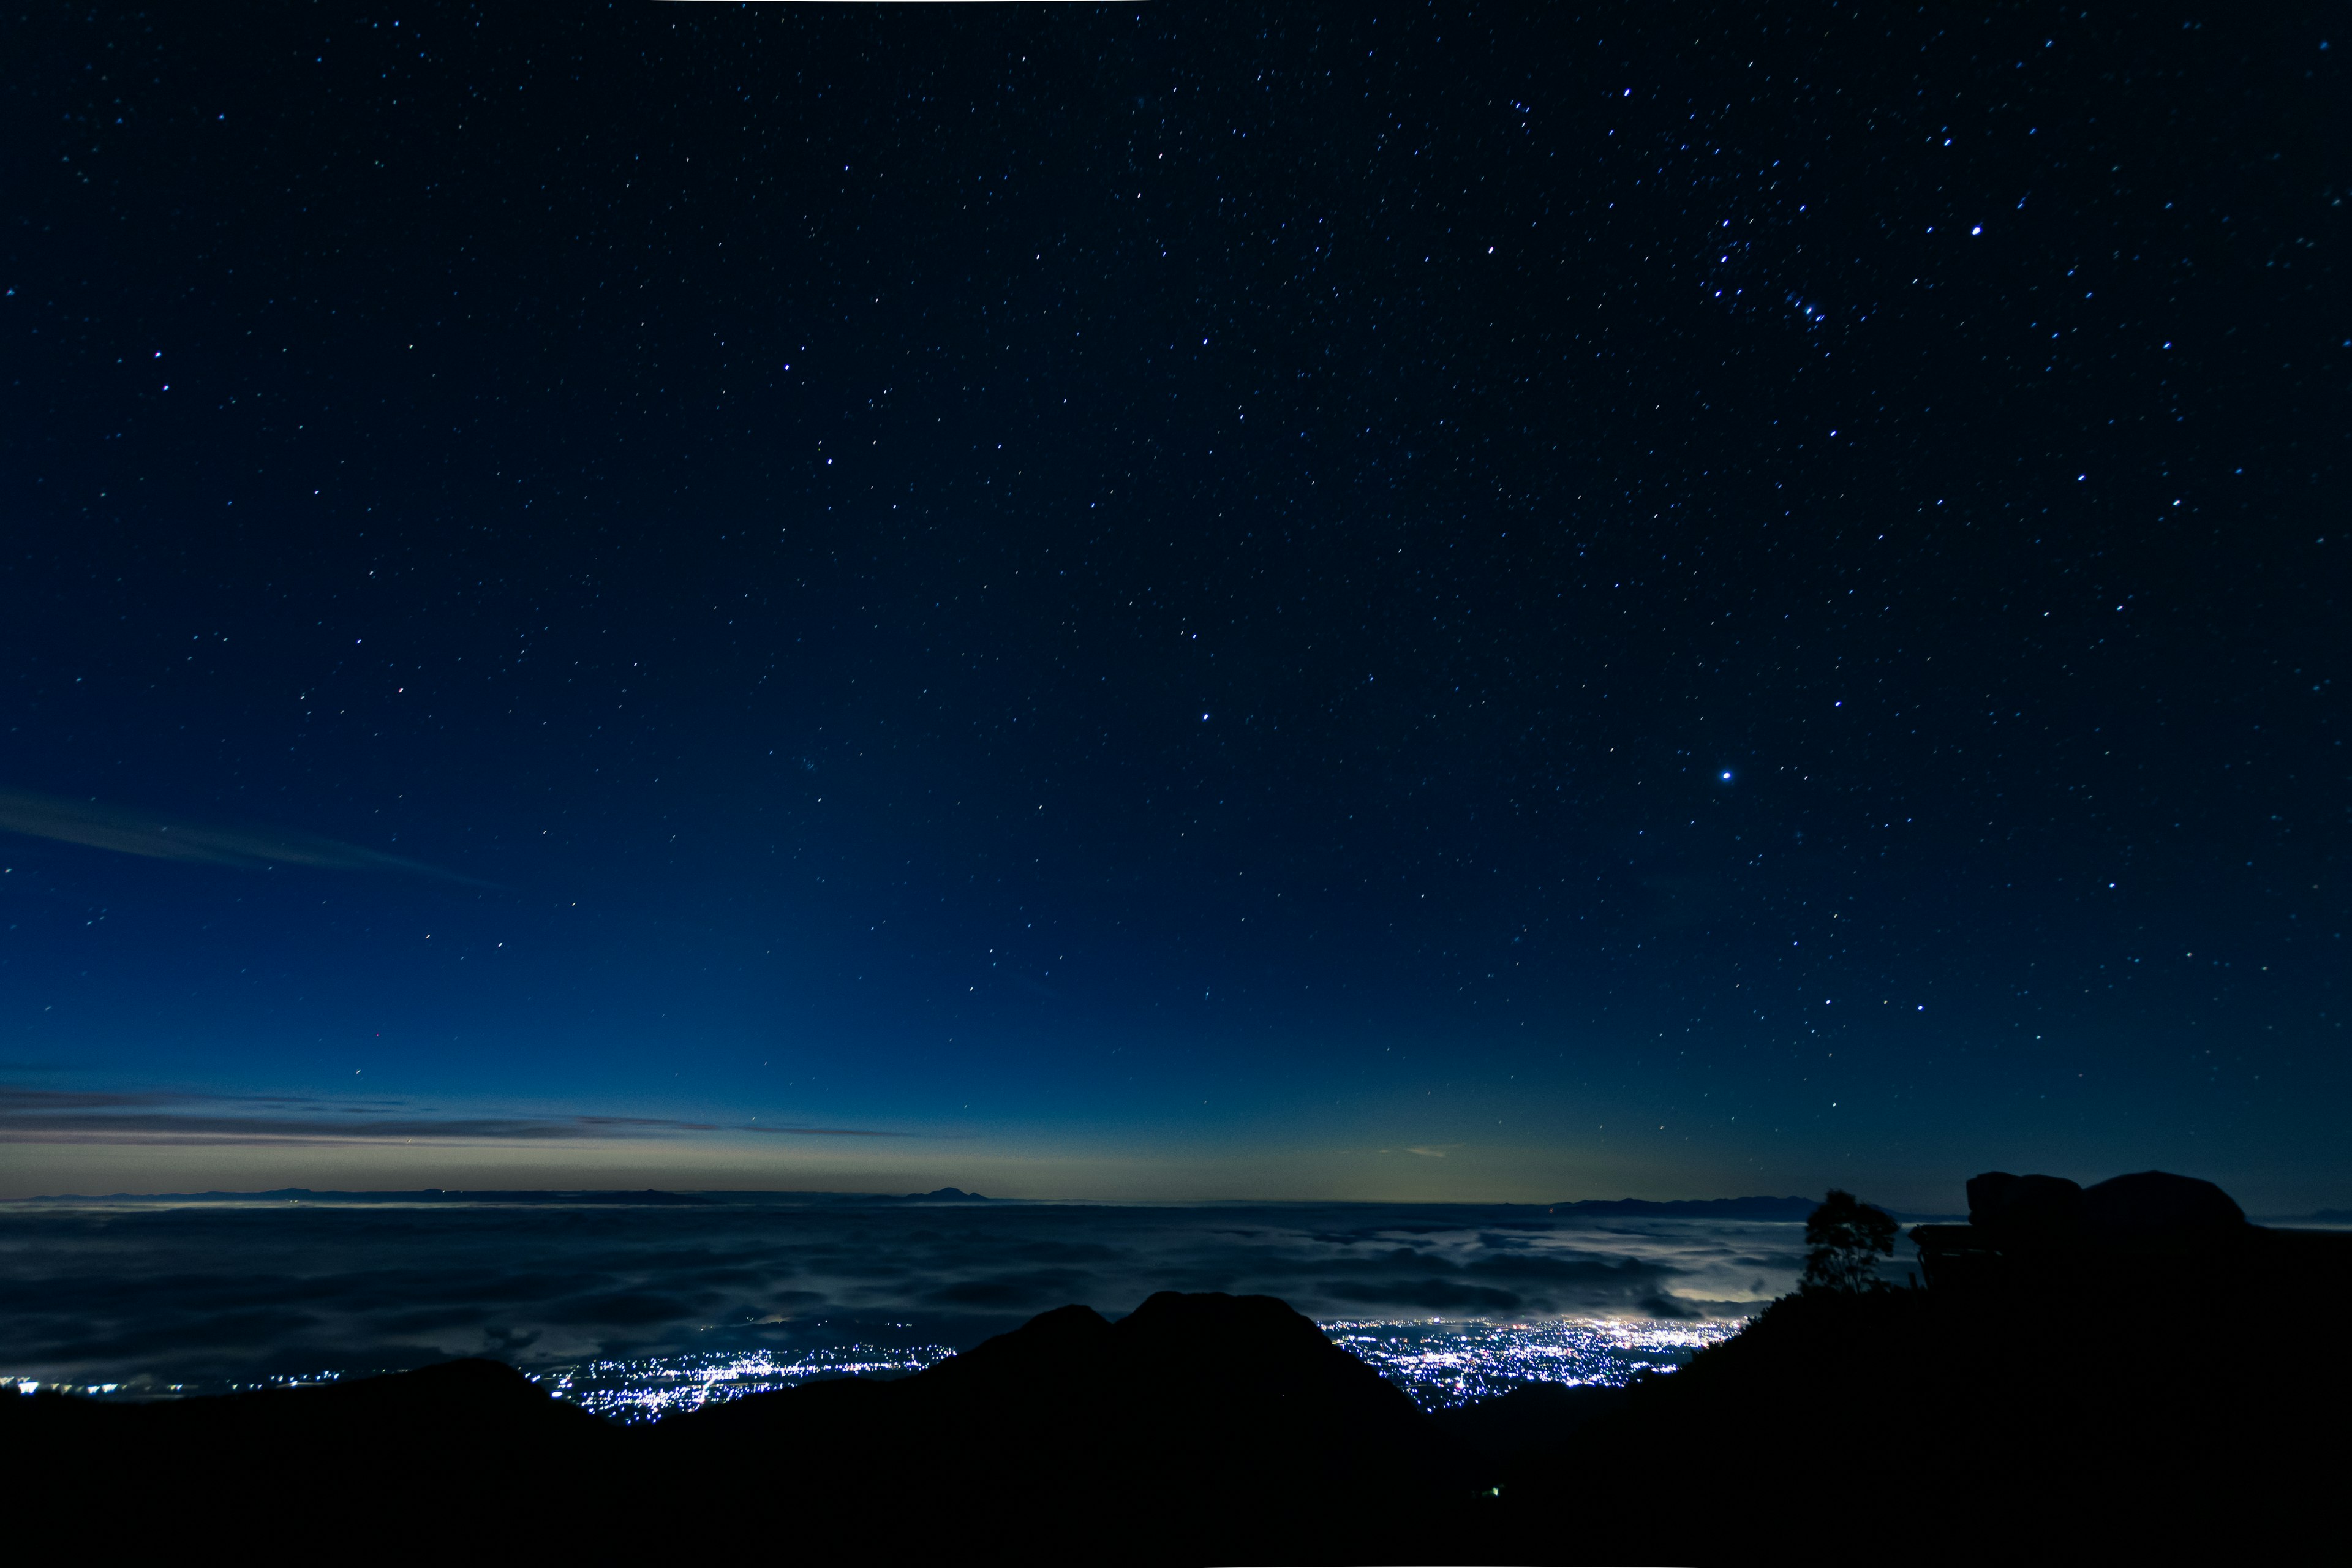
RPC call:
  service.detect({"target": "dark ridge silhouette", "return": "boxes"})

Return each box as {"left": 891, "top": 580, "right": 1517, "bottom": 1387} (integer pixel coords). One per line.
{"left": 1490, "top": 1172, "right": 2352, "bottom": 1565}
{"left": 6, "top": 1358, "right": 620, "bottom": 1552}
{"left": 1427, "top": 1380, "right": 1630, "bottom": 1460}
{"left": 12, "top": 1176, "right": 2347, "bottom": 1564}
{"left": 653, "top": 1289, "right": 1471, "bottom": 1561}
{"left": 7, "top": 1291, "right": 1479, "bottom": 1562}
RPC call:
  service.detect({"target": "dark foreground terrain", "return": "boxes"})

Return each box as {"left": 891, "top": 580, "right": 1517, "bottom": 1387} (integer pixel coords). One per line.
{"left": 10, "top": 1223, "right": 2350, "bottom": 1563}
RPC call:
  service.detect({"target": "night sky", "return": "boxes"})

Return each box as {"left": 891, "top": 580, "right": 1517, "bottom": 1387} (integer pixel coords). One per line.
{"left": 3, "top": 4, "right": 2343, "bottom": 1209}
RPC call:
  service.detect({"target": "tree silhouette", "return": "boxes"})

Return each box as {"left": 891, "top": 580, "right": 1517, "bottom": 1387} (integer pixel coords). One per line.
{"left": 1801, "top": 1190, "right": 1899, "bottom": 1293}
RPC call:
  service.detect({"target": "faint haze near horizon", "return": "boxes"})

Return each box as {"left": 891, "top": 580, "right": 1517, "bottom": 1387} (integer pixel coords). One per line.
{"left": 4, "top": 1076, "right": 2340, "bottom": 1214}
{"left": 10, "top": 1117, "right": 2329, "bottom": 1215}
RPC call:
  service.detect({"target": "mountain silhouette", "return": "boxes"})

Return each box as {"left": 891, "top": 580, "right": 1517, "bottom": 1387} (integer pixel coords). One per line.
{"left": 1428, "top": 1379, "right": 1630, "bottom": 1459}
{"left": 6, "top": 1357, "right": 618, "bottom": 1552}
{"left": 654, "top": 1290, "right": 1472, "bottom": 1561}
{"left": 12, "top": 1176, "right": 2348, "bottom": 1564}
{"left": 6, "top": 1291, "right": 1476, "bottom": 1562}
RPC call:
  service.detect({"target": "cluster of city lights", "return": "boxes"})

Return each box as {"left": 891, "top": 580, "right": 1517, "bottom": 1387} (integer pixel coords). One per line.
{"left": 533, "top": 1343, "right": 959, "bottom": 1422}
{"left": 6, "top": 1368, "right": 347, "bottom": 1400}
{"left": 1323, "top": 1316, "right": 1743, "bottom": 1409}
{"left": 17, "top": 1317, "right": 1745, "bottom": 1417}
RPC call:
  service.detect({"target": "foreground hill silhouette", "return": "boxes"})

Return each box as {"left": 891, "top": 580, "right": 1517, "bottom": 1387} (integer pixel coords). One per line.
{"left": 7, "top": 1291, "right": 1472, "bottom": 1562}
{"left": 1484, "top": 1284, "right": 2352, "bottom": 1563}
{"left": 1488, "top": 1171, "right": 2352, "bottom": 1565}
{"left": 658, "top": 1290, "right": 1472, "bottom": 1561}
{"left": 10, "top": 1174, "right": 2347, "bottom": 1564}
{"left": 6, "top": 1356, "right": 616, "bottom": 1553}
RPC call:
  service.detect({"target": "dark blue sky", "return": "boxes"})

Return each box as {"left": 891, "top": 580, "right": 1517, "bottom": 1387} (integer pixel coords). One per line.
{"left": 2, "top": 4, "right": 2342, "bottom": 1207}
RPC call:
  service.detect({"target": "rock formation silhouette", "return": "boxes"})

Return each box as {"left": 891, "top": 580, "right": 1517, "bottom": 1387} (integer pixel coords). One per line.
{"left": 1490, "top": 1172, "right": 2352, "bottom": 1564}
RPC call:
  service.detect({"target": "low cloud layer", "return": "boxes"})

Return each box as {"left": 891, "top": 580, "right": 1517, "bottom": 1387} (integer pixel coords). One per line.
{"left": 0, "top": 1197, "right": 1808, "bottom": 1385}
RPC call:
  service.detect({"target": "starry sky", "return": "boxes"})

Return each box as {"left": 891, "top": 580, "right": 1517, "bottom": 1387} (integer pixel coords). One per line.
{"left": 2, "top": 4, "right": 2343, "bottom": 1208}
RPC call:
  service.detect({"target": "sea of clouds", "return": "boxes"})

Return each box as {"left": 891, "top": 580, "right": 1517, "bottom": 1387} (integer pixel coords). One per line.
{"left": 0, "top": 1196, "right": 1824, "bottom": 1390}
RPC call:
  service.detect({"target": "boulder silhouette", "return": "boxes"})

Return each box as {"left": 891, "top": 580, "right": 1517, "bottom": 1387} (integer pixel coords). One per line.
{"left": 1490, "top": 1269, "right": 2352, "bottom": 1567}
{"left": 1966, "top": 1171, "right": 2086, "bottom": 1242}
{"left": 2079, "top": 1170, "right": 2246, "bottom": 1242}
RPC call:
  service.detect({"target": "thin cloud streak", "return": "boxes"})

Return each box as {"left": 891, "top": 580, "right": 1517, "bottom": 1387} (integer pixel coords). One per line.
{"left": 0, "top": 1085, "right": 907, "bottom": 1146}
{"left": 0, "top": 788, "right": 486, "bottom": 883}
